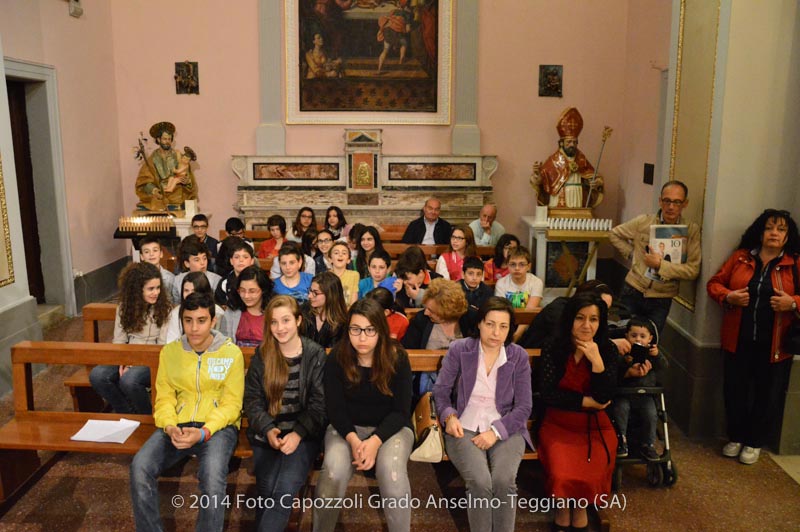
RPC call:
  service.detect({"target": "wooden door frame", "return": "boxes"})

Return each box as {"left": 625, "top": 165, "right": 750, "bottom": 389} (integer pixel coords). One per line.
{"left": 3, "top": 59, "right": 76, "bottom": 316}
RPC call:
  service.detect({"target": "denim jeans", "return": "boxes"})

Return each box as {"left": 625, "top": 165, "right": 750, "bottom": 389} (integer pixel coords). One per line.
{"left": 313, "top": 424, "right": 414, "bottom": 532}
{"left": 130, "top": 425, "right": 238, "bottom": 532}
{"left": 252, "top": 438, "right": 319, "bottom": 532}
{"left": 610, "top": 395, "right": 658, "bottom": 447}
{"left": 619, "top": 283, "right": 672, "bottom": 334}
{"left": 89, "top": 364, "right": 152, "bottom": 414}
{"left": 444, "top": 430, "right": 525, "bottom": 532}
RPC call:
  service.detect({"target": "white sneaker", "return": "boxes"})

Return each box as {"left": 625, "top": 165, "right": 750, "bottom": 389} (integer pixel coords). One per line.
{"left": 722, "top": 441, "right": 742, "bottom": 457}
{"left": 739, "top": 446, "right": 761, "bottom": 465}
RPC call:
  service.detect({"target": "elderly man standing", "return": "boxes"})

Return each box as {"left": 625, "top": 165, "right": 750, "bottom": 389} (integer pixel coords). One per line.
{"left": 608, "top": 180, "right": 701, "bottom": 333}
{"left": 402, "top": 197, "right": 452, "bottom": 245}
{"left": 469, "top": 204, "right": 505, "bottom": 246}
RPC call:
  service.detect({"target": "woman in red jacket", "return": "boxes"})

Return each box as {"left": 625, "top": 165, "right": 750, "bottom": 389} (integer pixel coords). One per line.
{"left": 707, "top": 209, "right": 800, "bottom": 465}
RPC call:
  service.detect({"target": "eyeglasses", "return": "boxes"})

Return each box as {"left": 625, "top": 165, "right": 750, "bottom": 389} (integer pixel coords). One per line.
{"left": 308, "top": 289, "right": 323, "bottom": 297}
{"left": 317, "top": 238, "right": 333, "bottom": 244}
{"left": 660, "top": 198, "right": 685, "bottom": 206}
{"left": 192, "top": 224, "right": 208, "bottom": 230}
{"left": 348, "top": 326, "right": 377, "bottom": 337}
{"left": 451, "top": 235, "right": 465, "bottom": 241}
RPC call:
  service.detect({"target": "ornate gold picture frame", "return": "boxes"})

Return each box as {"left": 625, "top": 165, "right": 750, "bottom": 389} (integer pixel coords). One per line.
{"left": 668, "top": 0, "right": 721, "bottom": 311}
{"left": 0, "top": 153, "right": 15, "bottom": 288}
{"left": 285, "top": 0, "right": 452, "bottom": 124}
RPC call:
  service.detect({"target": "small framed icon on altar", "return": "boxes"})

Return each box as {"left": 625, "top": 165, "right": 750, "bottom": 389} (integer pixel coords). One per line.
{"left": 545, "top": 241, "right": 590, "bottom": 288}
{"left": 349, "top": 152, "right": 377, "bottom": 190}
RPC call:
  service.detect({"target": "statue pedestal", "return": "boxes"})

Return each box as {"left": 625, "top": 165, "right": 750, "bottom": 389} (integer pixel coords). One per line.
{"left": 548, "top": 207, "right": 593, "bottom": 219}
{"left": 522, "top": 215, "right": 609, "bottom": 304}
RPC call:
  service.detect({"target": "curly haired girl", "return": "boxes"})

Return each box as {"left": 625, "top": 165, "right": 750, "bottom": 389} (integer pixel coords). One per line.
{"left": 89, "top": 262, "right": 172, "bottom": 414}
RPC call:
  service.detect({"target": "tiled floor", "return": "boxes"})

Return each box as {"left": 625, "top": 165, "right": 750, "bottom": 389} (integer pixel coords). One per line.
{"left": 1, "top": 315, "right": 799, "bottom": 531}
{"left": 770, "top": 453, "right": 800, "bottom": 485}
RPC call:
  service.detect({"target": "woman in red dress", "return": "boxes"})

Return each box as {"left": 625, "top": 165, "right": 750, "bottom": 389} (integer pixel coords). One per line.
{"left": 537, "top": 292, "right": 619, "bottom": 532}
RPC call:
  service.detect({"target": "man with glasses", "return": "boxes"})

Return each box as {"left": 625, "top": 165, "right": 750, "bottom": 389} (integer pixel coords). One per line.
{"left": 609, "top": 180, "right": 701, "bottom": 333}
{"left": 191, "top": 214, "right": 218, "bottom": 266}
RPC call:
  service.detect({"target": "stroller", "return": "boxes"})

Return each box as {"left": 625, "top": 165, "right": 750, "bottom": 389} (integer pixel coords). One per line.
{"left": 612, "top": 385, "right": 677, "bottom": 488}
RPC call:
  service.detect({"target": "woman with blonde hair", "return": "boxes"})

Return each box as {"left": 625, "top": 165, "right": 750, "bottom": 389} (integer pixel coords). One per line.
{"left": 402, "top": 278, "right": 478, "bottom": 396}
{"left": 244, "top": 295, "right": 326, "bottom": 531}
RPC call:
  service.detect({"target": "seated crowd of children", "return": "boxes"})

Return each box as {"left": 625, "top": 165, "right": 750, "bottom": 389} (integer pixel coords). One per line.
{"left": 96, "top": 207, "right": 667, "bottom": 532}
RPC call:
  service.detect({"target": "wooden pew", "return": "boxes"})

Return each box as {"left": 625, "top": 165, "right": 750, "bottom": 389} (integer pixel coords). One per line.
{"left": 67, "top": 303, "right": 536, "bottom": 410}
{"left": 383, "top": 243, "right": 495, "bottom": 260}
{"left": 64, "top": 303, "right": 120, "bottom": 411}
{"left": 405, "top": 307, "right": 540, "bottom": 325}
{"left": 0, "top": 341, "right": 539, "bottom": 501}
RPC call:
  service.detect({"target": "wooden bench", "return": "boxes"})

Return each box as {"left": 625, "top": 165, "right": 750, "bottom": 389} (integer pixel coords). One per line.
{"left": 405, "top": 306, "right": 540, "bottom": 325}
{"left": 383, "top": 243, "right": 495, "bottom": 260}
{"left": 1, "top": 341, "right": 539, "bottom": 499}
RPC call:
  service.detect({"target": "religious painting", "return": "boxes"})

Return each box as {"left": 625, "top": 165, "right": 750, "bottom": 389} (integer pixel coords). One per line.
{"left": 286, "top": 0, "right": 452, "bottom": 124}
{"left": 539, "top": 65, "right": 563, "bottom": 97}
{"left": 174, "top": 61, "right": 199, "bottom": 95}
{"left": 388, "top": 162, "right": 476, "bottom": 181}
{"left": 349, "top": 152, "right": 377, "bottom": 189}
{"left": 0, "top": 154, "right": 15, "bottom": 288}
{"left": 545, "top": 241, "right": 590, "bottom": 288}
{"left": 253, "top": 163, "right": 340, "bottom": 181}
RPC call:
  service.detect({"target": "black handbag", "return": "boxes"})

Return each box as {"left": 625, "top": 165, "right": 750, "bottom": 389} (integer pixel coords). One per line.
{"left": 782, "top": 260, "right": 800, "bottom": 354}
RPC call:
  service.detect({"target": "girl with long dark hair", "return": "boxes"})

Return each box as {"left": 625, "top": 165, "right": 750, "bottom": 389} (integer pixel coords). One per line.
{"left": 314, "top": 299, "right": 413, "bottom": 532}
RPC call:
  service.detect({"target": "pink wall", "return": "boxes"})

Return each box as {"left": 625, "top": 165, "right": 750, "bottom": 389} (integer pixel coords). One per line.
{"left": 617, "top": 0, "right": 672, "bottom": 225}
{"left": 478, "top": 0, "right": 628, "bottom": 241}
{"left": 1, "top": 0, "right": 126, "bottom": 273}
{"left": 110, "top": 0, "right": 260, "bottom": 234}
{"left": 2, "top": 0, "right": 671, "bottom": 273}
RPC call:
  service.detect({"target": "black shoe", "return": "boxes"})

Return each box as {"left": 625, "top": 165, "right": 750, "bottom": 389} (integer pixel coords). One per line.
{"left": 617, "top": 436, "right": 629, "bottom": 458}
{"left": 641, "top": 444, "right": 660, "bottom": 462}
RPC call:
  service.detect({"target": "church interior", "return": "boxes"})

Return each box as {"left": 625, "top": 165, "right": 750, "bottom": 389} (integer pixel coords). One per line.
{"left": 1, "top": 0, "right": 800, "bottom": 530}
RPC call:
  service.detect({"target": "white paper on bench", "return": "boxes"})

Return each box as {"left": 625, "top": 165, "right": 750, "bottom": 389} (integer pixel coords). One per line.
{"left": 70, "top": 418, "right": 141, "bottom": 444}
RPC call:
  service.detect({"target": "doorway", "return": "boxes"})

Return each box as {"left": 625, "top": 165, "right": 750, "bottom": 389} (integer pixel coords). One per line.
{"left": 6, "top": 79, "right": 45, "bottom": 303}
{"left": 4, "top": 59, "right": 76, "bottom": 316}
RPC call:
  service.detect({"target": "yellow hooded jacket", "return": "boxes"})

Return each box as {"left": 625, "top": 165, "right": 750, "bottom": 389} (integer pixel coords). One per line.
{"left": 153, "top": 330, "right": 244, "bottom": 435}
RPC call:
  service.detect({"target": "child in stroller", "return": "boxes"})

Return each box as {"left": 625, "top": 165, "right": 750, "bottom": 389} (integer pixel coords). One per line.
{"left": 611, "top": 317, "right": 665, "bottom": 461}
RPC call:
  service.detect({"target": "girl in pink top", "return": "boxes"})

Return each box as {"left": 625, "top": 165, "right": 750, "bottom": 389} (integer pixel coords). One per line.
{"left": 436, "top": 224, "right": 477, "bottom": 281}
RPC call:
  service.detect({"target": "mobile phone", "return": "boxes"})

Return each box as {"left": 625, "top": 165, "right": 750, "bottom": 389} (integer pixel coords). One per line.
{"left": 630, "top": 343, "right": 649, "bottom": 365}
{"left": 645, "top": 245, "right": 651, "bottom": 253}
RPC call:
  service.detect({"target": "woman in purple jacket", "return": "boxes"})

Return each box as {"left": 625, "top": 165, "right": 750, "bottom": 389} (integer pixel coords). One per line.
{"left": 433, "top": 297, "right": 532, "bottom": 532}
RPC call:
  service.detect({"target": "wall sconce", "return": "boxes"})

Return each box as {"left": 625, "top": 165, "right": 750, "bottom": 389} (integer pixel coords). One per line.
{"left": 68, "top": 0, "right": 83, "bottom": 18}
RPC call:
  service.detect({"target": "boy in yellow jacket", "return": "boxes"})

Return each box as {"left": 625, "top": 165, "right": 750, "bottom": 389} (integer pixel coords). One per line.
{"left": 130, "top": 292, "right": 244, "bottom": 531}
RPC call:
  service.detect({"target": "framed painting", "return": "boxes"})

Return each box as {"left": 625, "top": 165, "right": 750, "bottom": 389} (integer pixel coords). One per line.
{"left": 545, "top": 241, "right": 590, "bottom": 288}
{"left": 285, "top": 0, "right": 452, "bottom": 124}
